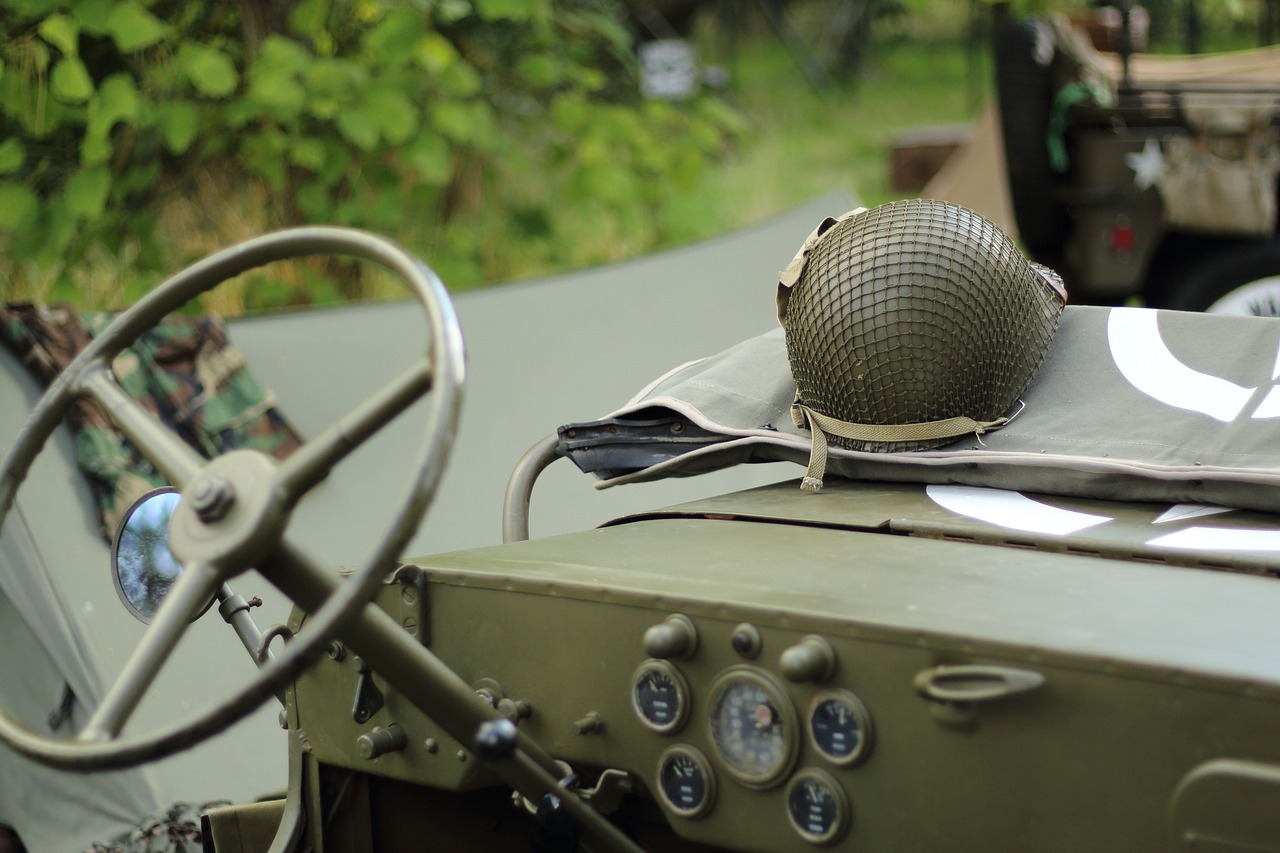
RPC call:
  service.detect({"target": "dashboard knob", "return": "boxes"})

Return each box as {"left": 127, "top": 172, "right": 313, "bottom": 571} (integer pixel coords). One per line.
{"left": 574, "top": 712, "right": 604, "bottom": 735}
{"left": 357, "top": 723, "right": 407, "bottom": 760}
{"left": 731, "top": 623, "right": 762, "bottom": 658}
{"left": 644, "top": 614, "right": 699, "bottom": 660}
{"left": 780, "top": 635, "right": 836, "bottom": 683}
{"left": 474, "top": 718, "right": 519, "bottom": 760}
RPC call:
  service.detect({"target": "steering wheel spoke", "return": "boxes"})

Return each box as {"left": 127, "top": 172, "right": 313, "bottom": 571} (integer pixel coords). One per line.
{"left": 275, "top": 357, "right": 435, "bottom": 501}
{"left": 76, "top": 360, "right": 204, "bottom": 488}
{"left": 80, "top": 559, "right": 222, "bottom": 742}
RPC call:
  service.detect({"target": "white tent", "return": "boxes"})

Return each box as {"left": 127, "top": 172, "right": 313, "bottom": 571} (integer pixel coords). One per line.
{"left": 0, "top": 190, "right": 855, "bottom": 851}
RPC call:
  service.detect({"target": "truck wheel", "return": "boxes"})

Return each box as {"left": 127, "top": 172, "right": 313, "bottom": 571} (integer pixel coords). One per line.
{"left": 1162, "top": 240, "right": 1280, "bottom": 316}
{"left": 995, "top": 16, "right": 1068, "bottom": 257}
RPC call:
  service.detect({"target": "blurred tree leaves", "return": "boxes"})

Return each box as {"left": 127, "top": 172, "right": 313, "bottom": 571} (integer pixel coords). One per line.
{"left": 0, "top": 0, "right": 741, "bottom": 308}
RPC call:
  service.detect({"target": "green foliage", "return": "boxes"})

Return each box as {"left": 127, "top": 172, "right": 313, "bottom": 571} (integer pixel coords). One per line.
{"left": 0, "top": 0, "right": 742, "bottom": 307}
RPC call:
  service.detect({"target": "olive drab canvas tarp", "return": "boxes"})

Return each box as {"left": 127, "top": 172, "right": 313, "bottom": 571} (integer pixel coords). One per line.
{"left": 561, "top": 305, "right": 1280, "bottom": 524}
{"left": 0, "top": 191, "right": 851, "bottom": 851}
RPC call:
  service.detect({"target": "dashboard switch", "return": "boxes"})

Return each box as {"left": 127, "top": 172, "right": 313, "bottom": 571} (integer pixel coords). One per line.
{"left": 573, "top": 712, "right": 604, "bottom": 735}
{"left": 731, "top": 623, "right": 762, "bottom": 659}
{"left": 357, "top": 724, "right": 407, "bottom": 760}
{"left": 644, "top": 614, "right": 699, "bottom": 660}
{"left": 780, "top": 635, "right": 836, "bottom": 683}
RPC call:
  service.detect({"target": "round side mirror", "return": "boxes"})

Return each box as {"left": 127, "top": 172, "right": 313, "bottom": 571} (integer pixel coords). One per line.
{"left": 111, "top": 488, "right": 212, "bottom": 623}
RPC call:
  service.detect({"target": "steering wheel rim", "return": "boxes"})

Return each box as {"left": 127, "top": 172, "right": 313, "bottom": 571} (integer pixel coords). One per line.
{"left": 0, "top": 227, "right": 464, "bottom": 770}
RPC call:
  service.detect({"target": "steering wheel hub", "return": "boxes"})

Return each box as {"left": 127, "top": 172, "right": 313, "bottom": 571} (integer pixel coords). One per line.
{"left": 171, "top": 451, "right": 288, "bottom": 572}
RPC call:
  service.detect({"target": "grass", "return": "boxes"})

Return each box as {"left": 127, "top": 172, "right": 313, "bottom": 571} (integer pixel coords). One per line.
{"left": 658, "top": 6, "right": 989, "bottom": 235}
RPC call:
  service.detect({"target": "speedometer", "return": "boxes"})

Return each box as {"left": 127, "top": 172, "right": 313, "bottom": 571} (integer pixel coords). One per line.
{"left": 707, "top": 667, "right": 798, "bottom": 788}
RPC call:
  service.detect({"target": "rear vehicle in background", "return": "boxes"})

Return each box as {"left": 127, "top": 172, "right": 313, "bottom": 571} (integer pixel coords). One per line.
{"left": 996, "top": 4, "right": 1280, "bottom": 313}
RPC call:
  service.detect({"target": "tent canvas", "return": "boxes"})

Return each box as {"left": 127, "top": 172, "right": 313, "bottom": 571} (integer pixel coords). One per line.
{"left": 0, "top": 190, "right": 854, "bottom": 851}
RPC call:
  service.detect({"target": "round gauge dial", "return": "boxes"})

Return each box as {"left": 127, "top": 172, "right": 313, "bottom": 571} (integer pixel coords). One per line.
{"left": 808, "top": 690, "right": 873, "bottom": 766}
{"left": 786, "top": 768, "right": 850, "bottom": 845}
{"left": 707, "top": 667, "right": 797, "bottom": 788}
{"left": 657, "top": 745, "right": 716, "bottom": 818}
{"left": 632, "top": 659, "right": 690, "bottom": 733}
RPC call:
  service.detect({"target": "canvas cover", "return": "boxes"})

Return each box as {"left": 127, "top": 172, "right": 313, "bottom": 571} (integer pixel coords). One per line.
{"left": 561, "top": 305, "right": 1280, "bottom": 515}
{"left": 1160, "top": 94, "right": 1280, "bottom": 237}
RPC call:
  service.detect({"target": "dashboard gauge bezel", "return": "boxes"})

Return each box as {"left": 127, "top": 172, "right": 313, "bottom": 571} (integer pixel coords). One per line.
{"left": 656, "top": 744, "right": 717, "bottom": 819}
{"left": 785, "top": 767, "right": 851, "bottom": 846}
{"left": 706, "top": 665, "right": 799, "bottom": 789}
{"left": 631, "top": 658, "right": 692, "bottom": 734}
{"left": 807, "top": 688, "right": 874, "bottom": 767}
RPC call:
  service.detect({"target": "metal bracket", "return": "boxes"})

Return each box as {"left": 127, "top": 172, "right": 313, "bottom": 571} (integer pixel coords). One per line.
{"left": 391, "top": 564, "right": 429, "bottom": 645}
{"left": 914, "top": 664, "right": 1045, "bottom": 728}
{"left": 351, "top": 657, "right": 385, "bottom": 725}
{"left": 578, "top": 769, "right": 633, "bottom": 816}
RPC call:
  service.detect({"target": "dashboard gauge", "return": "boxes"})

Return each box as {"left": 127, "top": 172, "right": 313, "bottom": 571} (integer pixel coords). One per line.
{"left": 632, "top": 659, "right": 691, "bottom": 733}
{"left": 786, "top": 768, "right": 850, "bottom": 845}
{"left": 657, "top": 745, "right": 716, "bottom": 818}
{"left": 707, "top": 667, "right": 798, "bottom": 788}
{"left": 808, "top": 690, "right": 873, "bottom": 766}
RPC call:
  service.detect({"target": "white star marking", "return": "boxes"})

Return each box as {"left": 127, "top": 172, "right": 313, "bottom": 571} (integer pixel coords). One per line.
{"left": 1125, "top": 138, "right": 1166, "bottom": 191}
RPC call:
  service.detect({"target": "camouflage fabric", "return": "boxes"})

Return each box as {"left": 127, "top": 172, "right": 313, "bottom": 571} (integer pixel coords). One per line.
{"left": 85, "top": 800, "right": 229, "bottom": 853}
{"left": 0, "top": 303, "right": 303, "bottom": 537}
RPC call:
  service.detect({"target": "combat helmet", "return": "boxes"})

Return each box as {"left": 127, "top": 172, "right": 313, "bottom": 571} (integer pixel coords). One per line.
{"left": 776, "top": 198, "right": 1066, "bottom": 492}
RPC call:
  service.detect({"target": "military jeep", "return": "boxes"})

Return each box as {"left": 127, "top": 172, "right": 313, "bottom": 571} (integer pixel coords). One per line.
{"left": 4, "top": 205, "right": 1280, "bottom": 853}
{"left": 996, "top": 7, "right": 1280, "bottom": 313}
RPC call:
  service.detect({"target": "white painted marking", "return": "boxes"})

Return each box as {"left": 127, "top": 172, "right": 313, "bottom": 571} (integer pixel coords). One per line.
{"left": 1125, "top": 138, "right": 1166, "bottom": 191}
{"left": 1107, "top": 307, "right": 1255, "bottom": 423}
{"left": 1253, "top": 386, "right": 1280, "bottom": 420}
{"left": 1150, "top": 526, "right": 1280, "bottom": 552}
{"left": 1153, "top": 504, "right": 1233, "bottom": 524}
{"left": 926, "top": 485, "right": 1111, "bottom": 536}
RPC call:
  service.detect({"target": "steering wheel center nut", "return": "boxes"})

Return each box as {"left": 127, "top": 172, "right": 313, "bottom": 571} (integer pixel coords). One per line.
{"left": 170, "top": 450, "right": 289, "bottom": 572}
{"left": 190, "top": 475, "right": 236, "bottom": 523}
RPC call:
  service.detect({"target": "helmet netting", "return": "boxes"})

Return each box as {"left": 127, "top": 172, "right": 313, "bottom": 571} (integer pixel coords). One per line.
{"left": 783, "top": 199, "right": 1063, "bottom": 453}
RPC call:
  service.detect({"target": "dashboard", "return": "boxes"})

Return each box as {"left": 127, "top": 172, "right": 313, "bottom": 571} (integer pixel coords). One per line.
{"left": 288, "top": 481, "right": 1280, "bottom": 852}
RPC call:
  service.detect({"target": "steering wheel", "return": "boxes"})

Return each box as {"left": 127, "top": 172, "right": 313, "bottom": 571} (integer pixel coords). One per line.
{"left": 0, "top": 228, "right": 464, "bottom": 770}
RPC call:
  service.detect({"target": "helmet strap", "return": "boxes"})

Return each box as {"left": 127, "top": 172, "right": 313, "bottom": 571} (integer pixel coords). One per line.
{"left": 790, "top": 399, "right": 1009, "bottom": 492}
